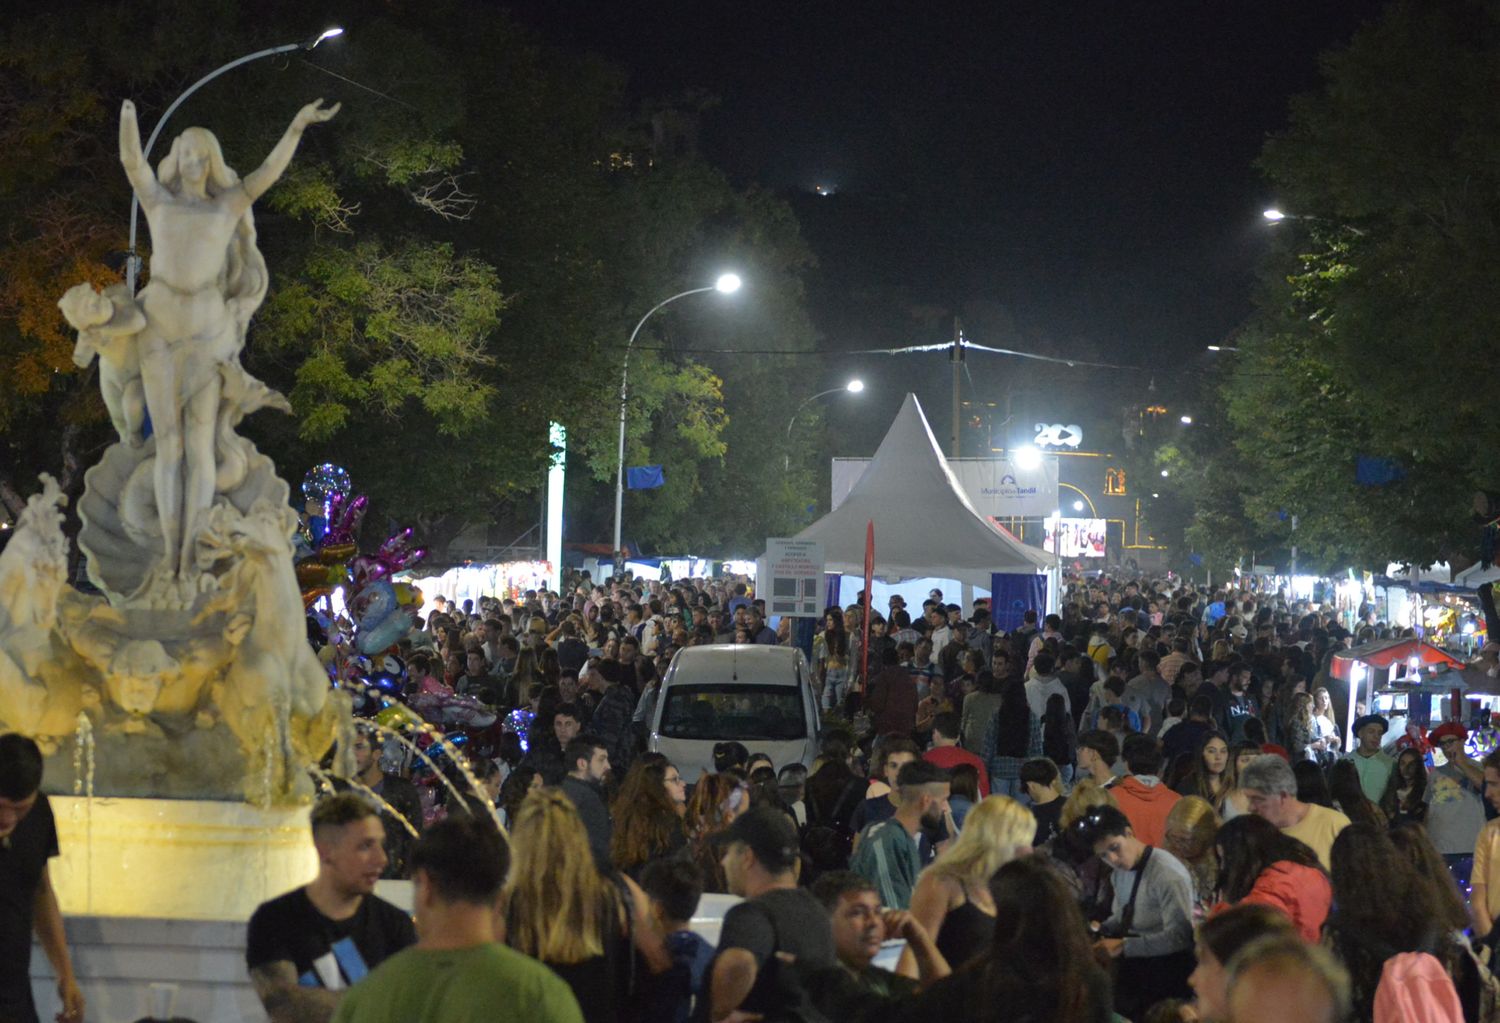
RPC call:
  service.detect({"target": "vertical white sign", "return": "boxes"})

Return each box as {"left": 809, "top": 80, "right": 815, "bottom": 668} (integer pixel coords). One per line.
{"left": 764, "top": 538, "right": 825, "bottom": 618}
{"left": 546, "top": 422, "right": 566, "bottom": 592}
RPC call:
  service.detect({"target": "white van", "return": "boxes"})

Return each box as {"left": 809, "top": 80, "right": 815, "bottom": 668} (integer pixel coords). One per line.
{"left": 648, "top": 644, "right": 821, "bottom": 781}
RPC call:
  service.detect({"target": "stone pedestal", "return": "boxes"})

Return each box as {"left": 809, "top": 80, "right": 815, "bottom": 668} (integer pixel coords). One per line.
{"left": 48, "top": 796, "right": 317, "bottom": 920}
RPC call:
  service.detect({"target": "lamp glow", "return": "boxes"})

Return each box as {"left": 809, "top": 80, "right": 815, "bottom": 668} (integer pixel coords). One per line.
{"left": 714, "top": 273, "right": 742, "bottom": 294}
{"left": 846, "top": 379, "right": 865, "bottom": 393}
{"left": 1263, "top": 208, "right": 1286, "bottom": 222}
{"left": 1012, "top": 445, "right": 1043, "bottom": 471}
{"left": 1160, "top": 469, "right": 1170, "bottom": 477}
{"left": 1073, "top": 500, "right": 1085, "bottom": 512}
{"left": 1180, "top": 415, "right": 1193, "bottom": 425}
{"left": 307, "top": 26, "right": 344, "bottom": 49}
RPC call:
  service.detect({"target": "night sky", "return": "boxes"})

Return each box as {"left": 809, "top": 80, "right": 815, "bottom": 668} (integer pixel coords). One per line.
{"left": 505, "top": 0, "right": 1389, "bottom": 452}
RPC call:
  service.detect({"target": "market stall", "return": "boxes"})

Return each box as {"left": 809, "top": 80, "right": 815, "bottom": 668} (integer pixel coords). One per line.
{"left": 1331, "top": 638, "right": 1468, "bottom": 750}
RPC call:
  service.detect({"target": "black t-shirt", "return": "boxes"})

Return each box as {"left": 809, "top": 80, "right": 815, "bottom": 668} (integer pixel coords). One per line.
{"left": 715, "top": 887, "right": 835, "bottom": 1014}
{"left": 245, "top": 888, "right": 415, "bottom": 989}
{"left": 1031, "top": 797, "right": 1064, "bottom": 848}
{"left": 0, "top": 793, "right": 58, "bottom": 1016}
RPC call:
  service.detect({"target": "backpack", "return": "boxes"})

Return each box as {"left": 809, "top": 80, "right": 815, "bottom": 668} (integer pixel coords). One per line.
{"left": 801, "top": 777, "right": 864, "bottom": 877}
{"left": 1373, "top": 951, "right": 1464, "bottom": 1023}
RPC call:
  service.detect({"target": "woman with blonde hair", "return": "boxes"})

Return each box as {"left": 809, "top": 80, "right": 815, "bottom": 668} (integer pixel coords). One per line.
{"left": 505, "top": 789, "right": 668, "bottom": 1022}
{"left": 901, "top": 795, "right": 1037, "bottom": 973}
{"left": 1045, "top": 778, "right": 1120, "bottom": 921}
{"left": 1164, "top": 796, "right": 1221, "bottom": 919}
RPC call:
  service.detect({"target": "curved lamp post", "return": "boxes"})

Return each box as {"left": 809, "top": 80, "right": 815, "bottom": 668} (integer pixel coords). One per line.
{"left": 783, "top": 379, "right": 863, "bottom": 470}
{"left": 124, "top": 27, "right": 345, "bottom": 293}
{"left": 612, "top": 273, "right": 742, "bottom": 567}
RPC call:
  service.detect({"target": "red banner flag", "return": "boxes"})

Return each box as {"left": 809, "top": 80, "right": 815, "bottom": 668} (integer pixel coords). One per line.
{"left": 859, "top": 520, "right": 874, "bottom": 693}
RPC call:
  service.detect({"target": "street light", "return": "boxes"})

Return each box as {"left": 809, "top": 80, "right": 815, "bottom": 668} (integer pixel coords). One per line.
{"left": 784, "top": 379, "right": 864, "bottom": 469}
{"left": 1180, "top": 415, "right": 1193, "bottom": 425}
{"left": 1263, "top": 208, "right": 1287, "bottom": 222}
{"left": 1073, "top": 500, "right": 1085, "bottom": 512}
{"left": 1057, "top": 482, "right": 1097, "bottom": 517}
{"left": 1012, "top": 445, "right": 1043, "bottom": 471}
{"left": 124, "top": 26, "right": 346, "bottom": 293}
{"left": 613, "top": 275, "right": 743, "bottom": 566}
{"left": 1206, "top": 345, "right": 1240, "bottom": 352}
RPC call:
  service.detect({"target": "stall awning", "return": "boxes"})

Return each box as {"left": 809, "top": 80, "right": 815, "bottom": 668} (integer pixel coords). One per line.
{"left": 1330, "top": 638, "right": 1467, "bottom": 681}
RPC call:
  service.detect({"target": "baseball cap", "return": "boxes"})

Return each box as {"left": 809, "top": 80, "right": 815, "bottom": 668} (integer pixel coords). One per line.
{"left": 711, "top": 805, "right": 800, "bottom": 872}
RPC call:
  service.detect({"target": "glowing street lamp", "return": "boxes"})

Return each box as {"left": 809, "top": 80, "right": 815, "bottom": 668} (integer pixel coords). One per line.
{"left": 784, "top": 379, "right": 865, "bottom": 469}
{"left": 613, "top": 274, "right": 744, "bottom": 565}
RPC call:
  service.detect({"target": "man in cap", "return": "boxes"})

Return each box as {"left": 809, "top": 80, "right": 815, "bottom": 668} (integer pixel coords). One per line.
{"left": 1344, "top": 713, "right": 1395, "bottom": 803}
{"left": 709, "top": 807, "right": 835, "bottom": 1021}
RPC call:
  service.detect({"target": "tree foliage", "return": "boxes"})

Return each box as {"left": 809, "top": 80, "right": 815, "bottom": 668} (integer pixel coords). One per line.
{"left": 1176, "top": 0, "right": 1500, "bottom": 571}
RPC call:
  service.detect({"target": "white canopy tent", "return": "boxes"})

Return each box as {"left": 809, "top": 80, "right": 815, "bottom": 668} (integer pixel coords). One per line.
{"left": 774, "top": 393, "right": 1054, "bottom": 602}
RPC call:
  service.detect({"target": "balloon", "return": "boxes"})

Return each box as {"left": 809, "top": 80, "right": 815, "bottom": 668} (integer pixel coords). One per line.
{"left": 316, "top": 543, "right": 356, "bottom": 565}
{"left": 367, "top": 671, "right": 402, "bottom": 695}
{"left": 393, "top": 582, "right": 422, "bottom": 607}
{"left": 357, "top": 614, "right": 409, "bottom": 655}
{"left": 301, "top": 586, "right": 332, "bottom": 608}
{"left": 301, "top": 463, "right": 351, "bottom": 506}
{"left": 357, "top": 580, "right": 398, "bottom": 625}
{"left": 374, "top": 702, "right": 422, "bottom": 730}
{"left": 297, "top": 561, "right": 345, "bottom": 590}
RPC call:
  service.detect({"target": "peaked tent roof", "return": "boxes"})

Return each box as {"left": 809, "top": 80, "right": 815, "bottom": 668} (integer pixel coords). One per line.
{"left": 787, "top": 393, "right": 1052, "bottom": 586}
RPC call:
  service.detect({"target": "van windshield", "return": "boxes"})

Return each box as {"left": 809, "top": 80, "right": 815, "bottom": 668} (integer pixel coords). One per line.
{"left": 659, "top": 684, "right": 807, "bottom": 741}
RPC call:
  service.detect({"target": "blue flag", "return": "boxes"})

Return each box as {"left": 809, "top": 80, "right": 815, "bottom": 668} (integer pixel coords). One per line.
{"left": 626, "top": 465, "right": 665, "bottom": 490}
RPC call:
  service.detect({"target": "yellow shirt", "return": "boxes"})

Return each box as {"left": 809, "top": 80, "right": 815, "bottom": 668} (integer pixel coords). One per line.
{"left": 1473, "top": 819, "right": 1500, "bottom": 923}
{"left": 1282, "top": 803, "right": 1351, "bottom": 871}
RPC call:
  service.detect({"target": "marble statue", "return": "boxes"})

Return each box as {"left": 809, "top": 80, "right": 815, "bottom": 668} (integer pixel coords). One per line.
{"left": 0, "top": 99, "right": 351, "bottom": 801}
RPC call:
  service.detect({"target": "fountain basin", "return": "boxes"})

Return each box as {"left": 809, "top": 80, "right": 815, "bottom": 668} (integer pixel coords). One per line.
{"left": 49, "top": 796, "right": 318, "bottom": 920}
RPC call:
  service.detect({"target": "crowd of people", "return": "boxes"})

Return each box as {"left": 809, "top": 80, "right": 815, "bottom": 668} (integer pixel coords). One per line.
{"left": 11, "top": 571, "right": 1496, "bottom": 1022}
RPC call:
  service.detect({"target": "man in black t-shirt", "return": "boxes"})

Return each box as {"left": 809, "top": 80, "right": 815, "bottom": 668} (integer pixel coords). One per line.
{"left": 0, "top": 734, "right": 83, "bottom": 1023}
{"left": 709, "top": 806, "right": 836, "bottom": 1020}
{"left": 247, "top": 794, "right": 416, "bottom": 1022}
{"left": 345, "top": 728, "right": 422, "bottom": 880}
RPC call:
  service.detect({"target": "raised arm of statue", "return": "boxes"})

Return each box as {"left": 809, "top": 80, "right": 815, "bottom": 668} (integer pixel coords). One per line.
{"left": 119, "top": 100, "right": 165, "bottom": 206}
{"left": 241, "top": 99, "right": 340, "bottom": 204}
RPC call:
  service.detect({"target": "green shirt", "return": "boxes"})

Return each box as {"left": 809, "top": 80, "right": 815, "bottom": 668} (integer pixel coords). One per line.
{"left": 331, "top": 943, "right": 584, "bottom": 1023}
{"left": 1348, "top": 749, "right": 1395, "bottom": 803}
{"left": 849, "top": 819, "right": 922, "bottom": 909}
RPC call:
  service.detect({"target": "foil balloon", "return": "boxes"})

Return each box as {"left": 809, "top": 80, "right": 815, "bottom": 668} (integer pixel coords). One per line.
{"left": 316, "top": 543, "right": 357, "bottom": 565}
{"left": 374, "top": 702, "right": 422, "bottom": 731}
{"left": 356, "top": 614, "right": 409, "bottom": 655}
{"left": 367, "top": 670, "right": 403, "bottom": 696}
{"left": 393, "top": 583, "right": 422, "bottom": 608}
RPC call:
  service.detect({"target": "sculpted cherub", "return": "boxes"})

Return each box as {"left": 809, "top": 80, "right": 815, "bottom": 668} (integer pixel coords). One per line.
{"left": 59, "top": 282, "right": 148, "bottom": 446}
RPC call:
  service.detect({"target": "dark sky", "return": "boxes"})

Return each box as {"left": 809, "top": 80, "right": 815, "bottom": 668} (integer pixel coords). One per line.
{"left": 504, "top": 0, "right": 1388, "bottom": 450}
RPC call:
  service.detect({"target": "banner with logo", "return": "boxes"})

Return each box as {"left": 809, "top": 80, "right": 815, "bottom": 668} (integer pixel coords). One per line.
{"left": 832, "top": 457, "right": 1058, "bottom": 518}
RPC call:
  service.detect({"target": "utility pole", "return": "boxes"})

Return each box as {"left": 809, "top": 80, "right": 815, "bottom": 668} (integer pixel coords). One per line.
{"left": 950, "top": 318, "right": 964, "bottom": 458}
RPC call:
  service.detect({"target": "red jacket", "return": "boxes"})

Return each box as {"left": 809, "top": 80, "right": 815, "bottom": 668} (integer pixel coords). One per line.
{"left": 1111, "top": 776, "right": 1181, "bottom": 847}
{"left": 923, "top": 745, "right": 990, "bottom": 796}
{"left": 1237, "top": 861, "right": 1332, "bottom": 943}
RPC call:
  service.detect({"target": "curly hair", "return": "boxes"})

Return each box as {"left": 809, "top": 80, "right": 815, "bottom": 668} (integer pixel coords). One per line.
{"left": 610, "top": 760, "right": 684, "bottom": 875}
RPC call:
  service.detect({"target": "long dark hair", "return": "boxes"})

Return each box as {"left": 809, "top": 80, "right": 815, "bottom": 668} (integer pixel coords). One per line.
{"left": 822, "top": 607, "right": 848, "bottom": 658}
{"left": 1292, "top": 759, "right": 1333, "bottom": 807}
{"left": 993, "top": 675, "right": 1032, "bottom": 757}
{"left": 1326, "top": 759, "right": 1384, "bottom": 828}
{"left": 1177, "top": 730, "right": 1232, "bottom": 805}
{"left": 1328, "top": 823, "right": 1447, "bottom": 1018}
{"left": 1215, "top": 814, "right": 1324, "bottom": 903}
{"left": 1388, "top": 822, "right": 1469, "bottom": 934}
{"left": 1380, "top": 748, "right": 1427, "bottom": 816}
{"left": 1042, "top": 692, "right": 1075, "bottom": 767}
{"left": 968, "top": 857, "right": 1106, "bottom": 1021}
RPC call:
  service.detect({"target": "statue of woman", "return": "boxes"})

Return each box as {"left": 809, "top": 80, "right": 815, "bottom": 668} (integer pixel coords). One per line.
{"left": 118, "top": 97, "right": 339, "bottom": 591}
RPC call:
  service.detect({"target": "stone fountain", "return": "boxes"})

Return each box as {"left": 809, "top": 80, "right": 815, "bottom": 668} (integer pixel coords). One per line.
{"left": 1, "top": 102, "right": 360, "bottom": 1007}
